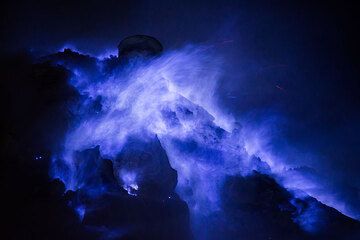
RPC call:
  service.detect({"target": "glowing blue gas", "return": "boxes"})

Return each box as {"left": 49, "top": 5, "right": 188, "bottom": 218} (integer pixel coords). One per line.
{"left": 50, "top": 44, "right": 360, "bottom": 232}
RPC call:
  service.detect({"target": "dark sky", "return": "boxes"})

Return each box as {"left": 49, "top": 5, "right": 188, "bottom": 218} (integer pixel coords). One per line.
{"left": 2, "top": 0, "right": 360, "bottom": 210}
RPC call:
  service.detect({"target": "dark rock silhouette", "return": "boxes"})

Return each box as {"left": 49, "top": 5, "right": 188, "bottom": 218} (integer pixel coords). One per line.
{"left": 114, "top": 135, "right": 178, "bottom": 199}
{"left": 118, "top": 35, "right": 163, "bottom": 58}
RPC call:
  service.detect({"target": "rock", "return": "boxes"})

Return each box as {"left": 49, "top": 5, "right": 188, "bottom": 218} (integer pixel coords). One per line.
{"left": 114, "top": 135, "right": 178, "bottom": 199}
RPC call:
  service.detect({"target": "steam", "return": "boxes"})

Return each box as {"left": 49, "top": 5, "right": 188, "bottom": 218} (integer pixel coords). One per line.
{"left": 51, "top": 44, "right": 359, "bottom": 233}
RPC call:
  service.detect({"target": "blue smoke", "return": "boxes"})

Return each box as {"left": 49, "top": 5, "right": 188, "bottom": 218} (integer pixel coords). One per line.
{"left": 49, "top": 44, "right": 359, "bottom": 234}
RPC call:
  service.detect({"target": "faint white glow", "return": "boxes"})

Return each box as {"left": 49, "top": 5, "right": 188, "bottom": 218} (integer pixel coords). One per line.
{"left": 120, "top": 171, "right": 138, "bottom": 196}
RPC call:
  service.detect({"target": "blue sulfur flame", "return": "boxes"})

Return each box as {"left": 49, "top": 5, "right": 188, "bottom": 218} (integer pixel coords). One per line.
{"left": 50, "top": 45, "right": 359, "bottom": 234}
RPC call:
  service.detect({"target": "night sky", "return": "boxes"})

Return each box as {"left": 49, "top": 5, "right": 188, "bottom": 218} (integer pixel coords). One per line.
{"left": 1, "top": 1, "right": 360, "bottom": 239}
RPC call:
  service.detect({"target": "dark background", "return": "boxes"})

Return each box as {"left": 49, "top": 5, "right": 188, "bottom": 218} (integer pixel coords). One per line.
{"left": 1, "top": 0, "right": 359, "bottom": 239}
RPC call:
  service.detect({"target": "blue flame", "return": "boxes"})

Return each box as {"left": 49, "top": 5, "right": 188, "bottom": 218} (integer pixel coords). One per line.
{"left": 50, "top": 44, "right": 359, "bottom": 234}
